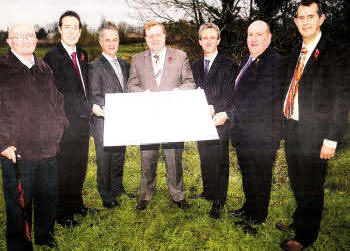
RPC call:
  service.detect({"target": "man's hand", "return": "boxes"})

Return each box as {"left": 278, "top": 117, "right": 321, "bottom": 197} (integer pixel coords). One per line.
{"left": 92, "top": 104, "right": 104, "bottom": 117}
{"left": 320, "top": 144, "right": 336, "bottom": 159}
{"left": 213, "top": 112, "right": 228, "bottom": 126}
{"left": 208, "top": 105, "right": 215, "bottom": 117}
{"left": 1, "top": 146, "right": 17, "bottom": 163}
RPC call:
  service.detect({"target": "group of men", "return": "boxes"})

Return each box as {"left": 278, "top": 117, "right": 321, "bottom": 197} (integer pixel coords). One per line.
{"left": 0, "top": 0, "right": 348, "bottom": 250}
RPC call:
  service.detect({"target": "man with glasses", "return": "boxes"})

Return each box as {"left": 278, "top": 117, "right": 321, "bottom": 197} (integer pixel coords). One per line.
{"left": 44, "top": 10, "right": 99, "bottom": 228}
{"left": 0, "top": 23, "right": 68, "bottom": 249}
{"left": 128, "top": 20, "right": 195, "bottom": 211}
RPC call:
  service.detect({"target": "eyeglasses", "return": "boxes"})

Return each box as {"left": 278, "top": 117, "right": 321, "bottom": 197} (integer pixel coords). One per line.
{"left": 146, "top": 33, "right": 164, "bottom": 39}
{"left": 9, "top": 33, "right": 36, "bottom": 40}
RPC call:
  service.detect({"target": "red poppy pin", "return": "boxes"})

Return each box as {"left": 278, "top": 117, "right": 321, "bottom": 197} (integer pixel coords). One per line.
{"left": 255, "top": 58, "right": 260, "bottom": 64}
{"left": 81, "top": 54, "right": 85, "bottom": 61}
{"left": 314, "top": 49, "right": 319, "bottom": 59}
{"left": 168, "top": 57, "right": 173, "bottom": 62}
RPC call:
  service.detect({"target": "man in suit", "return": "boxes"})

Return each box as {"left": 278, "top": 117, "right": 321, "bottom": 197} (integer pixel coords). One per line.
{"left": 0, "top": 23, "right": 68, "bottom": 249}
{"left": 128, "top": 21, "right": 195, "bottom": 210}
{"left": 278, "top": 1, "right": 349, "bottom": 250}
{"left": 214, "top": 20, "right": 285, "bottom": 228}
{"left": 191, "top": 22, "right": 237, "bottom": 219}
{"left": 88, "top": 26, "right": 132, "bottom": 209}
{"left": 44, "top": 10, "right": 99, "bottom": 228}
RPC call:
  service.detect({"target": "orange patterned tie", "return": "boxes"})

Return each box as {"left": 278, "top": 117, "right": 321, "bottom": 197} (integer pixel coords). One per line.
{"left": 284, "top": 47, "right": 308, "bottom": 118}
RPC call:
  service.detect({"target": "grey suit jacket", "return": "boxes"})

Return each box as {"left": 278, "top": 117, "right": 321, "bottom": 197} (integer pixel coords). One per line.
{"left": 128, "top": 47, "right": 195, "bottom": 92}
{"left": 88, "top": 55, "right": 130, "bottom": 139}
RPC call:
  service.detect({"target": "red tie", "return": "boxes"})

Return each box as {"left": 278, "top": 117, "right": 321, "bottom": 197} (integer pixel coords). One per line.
{"left": 284, "top": 47, "right": 308, "bottom": 118}
{"left": 71, "top": 52, "right": 86, "bottom": 97}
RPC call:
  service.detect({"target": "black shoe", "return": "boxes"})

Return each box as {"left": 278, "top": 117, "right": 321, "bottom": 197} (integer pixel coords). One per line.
{"left": 103, "top": 200, "right": 119, "bottom": 208}
{"left": 136, "top": 200, "right": 148, "bottom": 210}
{"left": 56, "top": 216, "right": 78, "bottom": 228}
{"left": 125, "top": 193, "right": 137, "bottom": 199}
{"left": 276, "top": 222, "right": 296, "bottom": 232}
{"left": 173, "top": 199, "right": 189, "bottom": 209}
{"left": 36, "top": 237, "right": 58, "bottom": 248}
{"left": 209, "top": 203, "right": 222, "bottom": 219}
{"left": 76, "top": 207, "right": 100, "bottom": 217}
{"left": 228, "top": 208, "right": 248, "bottom": 218}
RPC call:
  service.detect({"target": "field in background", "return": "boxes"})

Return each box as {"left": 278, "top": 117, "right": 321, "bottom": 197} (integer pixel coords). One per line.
{"left": 0, "top": 44, "right": 349, "bottom": 249}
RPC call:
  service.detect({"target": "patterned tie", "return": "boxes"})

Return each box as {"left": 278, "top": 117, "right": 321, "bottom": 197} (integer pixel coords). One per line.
{"left": 284, "top": 47, "right": 308, "bottom": 119}
{"left": 235, "top": 57, "right": 253, "bottom": 89}
{"left": 112, "top": 59, "right": 125, "bottom": 91}
{"left": 153, "top": 55, "right": 161, "bottom": 85}
{"left": 71, "top": 52, "right": 86, "bottom": 97}
{"left": 204, "top": 59, "right": 210, "bottom": 76}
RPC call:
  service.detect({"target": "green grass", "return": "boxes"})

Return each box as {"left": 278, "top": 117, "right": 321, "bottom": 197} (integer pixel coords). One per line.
{"left": 0, "top": 133, "right": 349, "bottom": 249}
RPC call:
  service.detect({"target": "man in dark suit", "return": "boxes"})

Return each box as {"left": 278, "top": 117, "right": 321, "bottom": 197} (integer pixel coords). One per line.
{"left": 191, "top": 22, "right": 237, "bottom": 219}
{"left": 128, "top": 21, "right": 195, "bottom": 211}
{"left": 214, "top": 20, "right": 285, "bottom": 227}
{"left": 88, "top": 26, "right": 131, "bottom": 209}
{"left": 278, "top": 1, "right": 349, "bottom": 250}
{"left": 44, "top": 10, "right": 99, "bottom": 228}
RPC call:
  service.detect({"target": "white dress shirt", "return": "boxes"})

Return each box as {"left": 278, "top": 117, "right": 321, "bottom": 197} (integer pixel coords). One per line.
{"left": 102, "top": 52, "right": 124, "bottom": 90}
{"left": 61, "top": 41, "right": 87, "bottom": 96}
{"left": 204, "top": 50, "right": 218, "bottom": 72}
{"left": 151, "top": 46, "right": 167, "bottom": 86}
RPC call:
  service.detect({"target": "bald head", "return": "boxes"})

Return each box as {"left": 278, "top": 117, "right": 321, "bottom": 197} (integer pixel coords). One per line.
{"left": 247, "top": 20, "right": 271, "bottom": 58}
{"left": 7, "top": 24, "right": 37, "bottom": 61}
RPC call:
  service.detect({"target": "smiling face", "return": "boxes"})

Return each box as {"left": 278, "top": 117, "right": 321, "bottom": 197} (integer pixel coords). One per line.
{"left": 247, "top": 21, "right": 271, "bottom": 58}
{"left": 145, "top": 24, "right": 166, "bottom": 54}
{"left": 59, "top": 16, "right": 81, "bottom": 47}
{"left": 7, "top": 24, "right": 37, "bottom": 60}
{"left": 294, "top": 3, "right": 325, "bottom": 44}
{"left": 199, "top": 28, "right": 220, "bottom": 57}
{"left": 100, "top": 28, "right": 119, "bottom": 58}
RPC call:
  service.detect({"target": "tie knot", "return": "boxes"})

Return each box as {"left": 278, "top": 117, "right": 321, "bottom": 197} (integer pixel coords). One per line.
{"left": 112, "top": 58, "right": 118, "bottom": 65}
{"left": 71, "top": 52, "right": 76, "bottom": 59}
{"left": 301, "top": 47, "right": 308, "bottom": 54}
{"left": 154, "top": 54, "right": 159, "bottom": 62}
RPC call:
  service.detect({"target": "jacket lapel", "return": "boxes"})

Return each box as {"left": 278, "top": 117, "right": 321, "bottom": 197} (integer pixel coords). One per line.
{"left": 118, "top": 58, "right": 128, "bottom": 92}
{"left": 144, "top": 50, "right": 158, "bottom": 90}
{"left": 100, "top": 55, "right": 124, "bottom": 92}
{"left": 160, "top": 47, "right": 172, "bottom": 87}
{"left": 300, "top": 36, "right": 325, "bottom": 79}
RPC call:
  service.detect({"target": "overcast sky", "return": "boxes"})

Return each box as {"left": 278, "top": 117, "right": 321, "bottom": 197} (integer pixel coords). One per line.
{"left": 1, "top": 0, "right": 141, "bottom": 31}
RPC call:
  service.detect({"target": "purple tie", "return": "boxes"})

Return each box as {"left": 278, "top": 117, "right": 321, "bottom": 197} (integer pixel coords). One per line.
{"left": 235, "top": 57, "right": 253, "bottom": 88}
{"left": 71, "top": 52, "right": 86, "bottom": 96}
{"left": 204, "top": 59, "right": 210, "bottom": 76}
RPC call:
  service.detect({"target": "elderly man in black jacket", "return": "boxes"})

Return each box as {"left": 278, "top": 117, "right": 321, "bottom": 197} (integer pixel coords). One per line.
{"left": 191, "top": 22, "right": 237, "bottom": 219}
{"left": 214, "top": 20, "right": 285, "bottom": 227}
{"left": 0, "top": 23, "right": 68, "bottom": 250}
{"left": 88, "top": 26, "right": 131, "bottom": 209}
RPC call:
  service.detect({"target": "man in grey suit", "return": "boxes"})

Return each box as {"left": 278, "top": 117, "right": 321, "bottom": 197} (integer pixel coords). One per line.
{"left": 88, "top": 26, "right": 131, "bottom": 209}
{"left": 128, "top": 21, "right": 195, "bottom": 210}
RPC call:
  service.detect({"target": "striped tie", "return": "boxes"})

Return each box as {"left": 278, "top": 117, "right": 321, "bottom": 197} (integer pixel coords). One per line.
{"left": 284, "top": 47, "right": 308, "bottom": 119}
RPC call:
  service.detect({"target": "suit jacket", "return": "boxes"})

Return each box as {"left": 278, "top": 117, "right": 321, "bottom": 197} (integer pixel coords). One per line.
{"left": 128, "top": 47, "right": 195, "bottom": 92}
{"left": 88, "top": 55, "right": 130, "bottom": 139}
{"left": 44, "top": 42, "right": 92, "bottom": 120}
{"left": 227, "top": 47, "right": 286, "bottom": 151}
{"left": 192, "top": 54, "right": 237, "bottom": 138}
{"left": 283, "top": 36, "right": 349, "bottom": 149}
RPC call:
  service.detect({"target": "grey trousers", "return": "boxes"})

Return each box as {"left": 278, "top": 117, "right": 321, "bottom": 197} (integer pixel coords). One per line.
{"left": 139, "top": 143, "right": 186, "bottom": 202}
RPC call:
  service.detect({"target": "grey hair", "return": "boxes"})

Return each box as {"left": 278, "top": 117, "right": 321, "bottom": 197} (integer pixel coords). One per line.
{"left": 99, "top": 25, "right": 119, "bottom": 40}
{"left": 198, "top": 22, "right": 221, "bottom": 40}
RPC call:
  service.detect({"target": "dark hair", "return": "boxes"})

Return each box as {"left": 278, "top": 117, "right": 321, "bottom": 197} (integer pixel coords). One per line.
{"left": 59, "top": 10, "right": 82, "bottom": 28}
{"left": 298, "top": 0, "right": 323, "bottom": 16}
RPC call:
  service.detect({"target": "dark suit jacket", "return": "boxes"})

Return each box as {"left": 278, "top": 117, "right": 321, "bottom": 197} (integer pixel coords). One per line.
{"left": 283, "top": 36, "right": 349, "bottom": 149}
{"left": 192, "top": 54, "right": 237, "bottom": 138}
{"left": 88, "top": 55, "right": 130, "bottom": 139}
{"left": 227, "top": 47, "right": 286, "bottom": 151}
{"left": 44, "top": 42, "right": 92, "bottom": 120}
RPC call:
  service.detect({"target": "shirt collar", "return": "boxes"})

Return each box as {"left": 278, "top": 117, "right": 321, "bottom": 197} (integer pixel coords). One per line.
{"left": 302, "top": 31, "right": 322, "bottom": 54}
{"left": 204, "top": 50, "right": 218, "bottom": 62}
{"left": 61, "top": 41, "right": 76, "bottom": 56}
{"left": 151, "top": 46, "right": 166, "bottom": 58}
{"left": 102, "top": 52, "right": 117, "bottom": 64}
{"left": 11, "top": 49, "right": 35, "bottom": 69}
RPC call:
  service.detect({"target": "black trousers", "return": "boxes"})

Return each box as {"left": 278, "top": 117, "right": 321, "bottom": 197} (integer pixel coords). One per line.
{"left": 1, "top": 157, "right": 58, "bottom": 251}
{"left": 197, "top": 138, "right": 229, "bottom": 206}
{"left": 235, "top": 146, "right": 276, "bottom": 223}
{"left": 94, "top": 135, "right": 126, "bottom": 203}
{"left": 56, "top": 116, "right": 90, "bottom": 219}
{"left": 285, "top": 120, "right": 327, "bottom": 247}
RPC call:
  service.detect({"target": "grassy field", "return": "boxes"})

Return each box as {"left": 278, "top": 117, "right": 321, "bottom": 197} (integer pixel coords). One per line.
{"left": 0, "top": 44, "right": 349, "bottom": 249}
